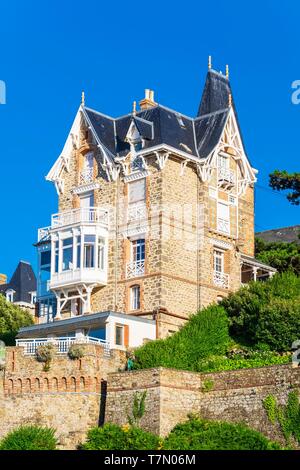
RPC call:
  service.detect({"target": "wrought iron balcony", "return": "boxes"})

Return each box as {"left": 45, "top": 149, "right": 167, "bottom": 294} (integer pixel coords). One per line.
{"left": 51, "top": 207, "right": 108, "bottom": 229}
{"left": 126, "top": 260, "right": 145, "bottom": 279}
{"left": 213, "top": 271, "right": 229, "bottom": 289}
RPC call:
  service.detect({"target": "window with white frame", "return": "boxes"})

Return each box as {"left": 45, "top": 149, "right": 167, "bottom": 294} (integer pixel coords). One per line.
{"left": 115, "top": 324, "right": 124, "bottom": 346}
{"left": 217, "top": 201, "right": 230, "bottom": 234}
{"left": 6, "top": 289, "right": 14, "bottom": 303}
{"left": 131, "top": 239, "right": 145, "bottom": 262}
{"left": 30, "top": 291, "right": 37, "bottom": 304}
{"left": 213, "top": 250, "right": 224, "bottom": 274}
{"left": 62, "top": 238, "right": 73, "bottom": 271}
{"left": 84, "top": 235, "right": 95, "bottom": 268}
{"left": 229, "top": 195, "right": 237, "bottom": 206}
{"left": 97, "top": 237, "right": 105, "bottom": 270}
{"left": 218, "top": 154, "right": 229, "bottom": 169}
{"left": 54, "top": 241, "right": 59, "bottom": 273}
{"left": 130, "top": 285, "right": 141, "bottom": 310}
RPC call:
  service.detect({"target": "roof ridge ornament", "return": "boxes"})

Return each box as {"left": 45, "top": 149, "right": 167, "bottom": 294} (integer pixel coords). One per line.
{"left": 208, "top": 55, "right": 212, "bottom": 70}
{"left": 81, "top": 91, "right": 85, "bottom": 107}
{"left": 132, "top": 100, "right": 137, "bottom": 116}
{"left": 226, "top": 64, "right": 229, "bottom": 79}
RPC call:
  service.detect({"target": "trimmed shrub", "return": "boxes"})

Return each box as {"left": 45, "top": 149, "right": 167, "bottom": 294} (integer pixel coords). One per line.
{"left": 80, "top": 423, "right": 160, "bottom": 450}
{"left": 134, "top": 305, "right": 230, "bottom": 371}
{"left": 163, "top": 417, "right": 281, "bottom": 450}
{"left": 0, "top": 425, "right": 57, "bottom": 450}
{"left": 36, "top": 344, "right": 54, "bottom": 371}
{"left": 68, "top": 344, "right": 85, "bottom": 360}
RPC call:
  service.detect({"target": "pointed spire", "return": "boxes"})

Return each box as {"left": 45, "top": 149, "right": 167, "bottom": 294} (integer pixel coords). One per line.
{"left": 81, "top": 91, "right": 85, "bottom": 106}
{"left": 132, "top": 100, "right": 137, "bottom": 115}
{"left": 226, "top": 64, "right": 229, "bottom": 79}
{"left": 228, "top": 92, "right": 232, "bottom": 107}
{"left": 208, "top": 55, "right": 212, "bottom": 70}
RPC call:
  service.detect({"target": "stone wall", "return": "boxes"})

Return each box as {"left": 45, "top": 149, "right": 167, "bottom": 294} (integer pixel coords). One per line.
{"left": 0, "top": 345, "right": 126, "bottom": 449}
{"left": 105, "top": 365, "right": 300, "bottom": 443}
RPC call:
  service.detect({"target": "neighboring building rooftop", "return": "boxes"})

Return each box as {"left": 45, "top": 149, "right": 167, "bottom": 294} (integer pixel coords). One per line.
{"left": 256, "top": 225, "right": 300, "bottom": 244}
{"left": 0, "top": 261, "right": 37, "bottom": 304}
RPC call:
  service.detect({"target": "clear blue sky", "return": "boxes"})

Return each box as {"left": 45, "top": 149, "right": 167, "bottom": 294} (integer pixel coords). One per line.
{"left": 0, "top": 0, "right": 299, "bottom": 278}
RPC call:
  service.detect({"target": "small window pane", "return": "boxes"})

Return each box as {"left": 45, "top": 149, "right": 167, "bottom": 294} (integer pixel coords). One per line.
{"left": 131, "top": 285, "right": 140, "bottom": 310}
{"left": 40, "top": 251, "right": 51, "bottom": 266}
{"left": 115, "top": 326, "right": 124, "bottom": 346}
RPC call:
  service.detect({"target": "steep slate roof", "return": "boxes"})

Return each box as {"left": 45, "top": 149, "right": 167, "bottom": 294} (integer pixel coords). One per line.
{"left": 0, "top": 261, "right": 37, "bottom": 304}
{"left": 256, "top": 225, "right": 300, "bottom": 245}
{"left": 83, "top": 69, "right": 243, "bottom": 161}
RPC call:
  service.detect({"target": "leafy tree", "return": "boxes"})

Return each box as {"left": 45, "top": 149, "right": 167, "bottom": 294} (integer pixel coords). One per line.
{"left": 255, "top": 237, "right": 300, "bottom": 275}
{"left": 269, "top": 170, "right": 300, "bottom": 205}
{"left": 163, "top": 417, "right": 281, "bottom": 450}
{"left": 0, "top": 426, "right": 57, "bottom": 450}
{"left": 0, "top": 295, "right": 33, "bottom": 345}
{"left": 222, "top": 272, "right": 300, "bottom": 351}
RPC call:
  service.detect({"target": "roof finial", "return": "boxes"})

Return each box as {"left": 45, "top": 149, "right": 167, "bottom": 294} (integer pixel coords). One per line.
{"left": 81, "top": 91, "right": 85, "bottom": 106}
{"left": 132, "top": 100, "right": 137, "bottom": 115}
{"left": 226, "top": 64, "right": 229, "bottom": 79}
{"left": 228, "top": 92, "right": 232, "bottom": 107}
{"left": 208, "top": 55, "right": 212, "bottom": 70}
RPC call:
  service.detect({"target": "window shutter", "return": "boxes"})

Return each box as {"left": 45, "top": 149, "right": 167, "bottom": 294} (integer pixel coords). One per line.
{"left": 124, "top": 325, "right": 129, "bottom": 347}
{"left": 128, "top": 179, "right": 146, "bottom": 203}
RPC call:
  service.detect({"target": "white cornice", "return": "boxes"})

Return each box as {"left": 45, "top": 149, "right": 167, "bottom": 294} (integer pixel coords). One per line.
{"left": 72, "top": 182, "right": 100, "bottom": 194}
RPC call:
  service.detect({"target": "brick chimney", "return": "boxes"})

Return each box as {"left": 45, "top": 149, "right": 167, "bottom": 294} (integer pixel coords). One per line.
{"left": 0, "top": 274, "right": 7, "bottom": 285}
{"left": 139, "top": 89, "right": 156, "bottom": 110}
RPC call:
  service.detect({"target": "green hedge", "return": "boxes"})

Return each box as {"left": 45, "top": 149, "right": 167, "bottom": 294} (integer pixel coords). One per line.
{"left": 80, "top": 423, "right": 161, "bottom": 450}
{"left": 222, "top": 272, "right": 300, "bottom": 351}
{"left": 134, "top": 305, "right": 230, "bottom": 371}
{"left": 0, "top": 426, "right": 57, "bottom": 450}
{"left": 163, "top": 417, "right": 281, "bottom": 450}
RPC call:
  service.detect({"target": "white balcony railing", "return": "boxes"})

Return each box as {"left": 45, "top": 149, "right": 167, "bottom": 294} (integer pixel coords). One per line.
{"left": 16, "top": 336, "right": 110, "bottom": 356}
{"left": 50, "top": 267, "right": 107, "bottom": 289}
{"left": 213, "top": 271, "right": 229, "bottom": 289}
{"left": 217, "top": 217, "right": 230, "bottom": 235}
{"left": 126, "top": 260, "right": 145, "bottom": 279}
{"left": 80, "top": 168, "right": 94, "bottom": 185}
{"left": 218, "top": 167, "right": 235, "bottom": 185}
{"left": 38, "top": 226, "right": 51, "bottom": 242}
{"left": 128, "top": 203, "right": 147, "bottom": 222}
{"left": 51, "top": 207, "right": 108, "bottom": 229}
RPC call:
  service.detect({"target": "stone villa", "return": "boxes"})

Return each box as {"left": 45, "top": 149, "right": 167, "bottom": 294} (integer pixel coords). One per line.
{"left": 17, "top": 61, "right": 276, "bottom": 353}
